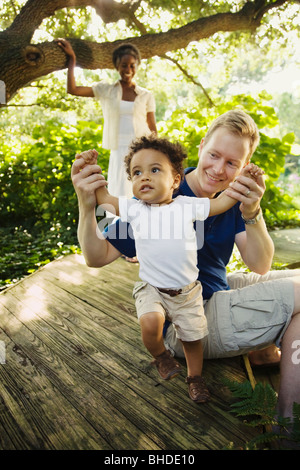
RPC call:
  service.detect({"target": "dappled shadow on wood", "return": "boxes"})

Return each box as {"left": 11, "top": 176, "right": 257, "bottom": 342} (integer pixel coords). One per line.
{"left": 0, "top": 254, "right": 261, "bottom": 450}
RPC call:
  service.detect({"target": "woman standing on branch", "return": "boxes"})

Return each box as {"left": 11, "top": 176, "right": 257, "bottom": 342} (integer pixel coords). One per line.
{"left": 57, "top": 39, "right": 157, "bottom": 198}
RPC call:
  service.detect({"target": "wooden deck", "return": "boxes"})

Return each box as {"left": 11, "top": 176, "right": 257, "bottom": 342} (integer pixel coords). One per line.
{"left": 0, "top": 254, "right": 267, "bottom": 450}
{"left": 270, "top": 228, "right": 300, "bottom": 267}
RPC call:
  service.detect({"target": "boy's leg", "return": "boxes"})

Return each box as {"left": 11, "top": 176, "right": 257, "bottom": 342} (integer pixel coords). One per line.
{"left": 182, "top": 340, "right": 210, "bottom": 403}
{"left": 140, "top": 312, "right": 181, "bottom": 380}
{"left": 181, "top": 339, "right": 203, "bottom": 377}
{"left": 139, "top": 311, "right": 166, "bottom": 357}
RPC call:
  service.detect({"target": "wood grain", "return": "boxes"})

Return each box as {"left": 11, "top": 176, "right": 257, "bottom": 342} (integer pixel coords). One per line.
{"left": 0, "top": 254, "right": 264, "bottom": 450}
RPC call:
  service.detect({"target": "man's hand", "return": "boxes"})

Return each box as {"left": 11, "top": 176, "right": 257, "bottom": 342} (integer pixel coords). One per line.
{"left": 71, "top": 155, "right": 107, "bottom": 210}
{"left": 225, "top": 163, "right": 265, "bottom": 219}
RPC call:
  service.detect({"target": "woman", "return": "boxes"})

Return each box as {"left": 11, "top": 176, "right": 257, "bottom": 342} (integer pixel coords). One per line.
{"left": 57, "top": 39, "right": 157, "bottom": 198}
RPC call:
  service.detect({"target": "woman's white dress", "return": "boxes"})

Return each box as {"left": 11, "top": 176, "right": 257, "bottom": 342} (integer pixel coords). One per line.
{"left": 107, "top": 100, "right": 135, "bottom": 198}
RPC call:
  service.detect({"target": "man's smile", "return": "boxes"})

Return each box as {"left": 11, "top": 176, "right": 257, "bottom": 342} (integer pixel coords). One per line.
{"left": 205, "top": 171, "right": 224, "bottom": 183}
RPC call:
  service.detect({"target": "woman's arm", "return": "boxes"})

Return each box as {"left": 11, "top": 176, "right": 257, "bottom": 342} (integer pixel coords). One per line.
{"left": 147, "top": 111, "right": 157, "bottom": 134}
{"left": 56, "top": 39, "right": 95, "bottom": 97}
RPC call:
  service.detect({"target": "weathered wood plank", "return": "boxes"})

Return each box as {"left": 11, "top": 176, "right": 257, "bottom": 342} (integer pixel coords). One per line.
{"left": 270, "top": 228, "right": 300, "bottom": 265}
{"left": 0, "top": 291, "right": 159, "bottom": 450}
{"left": 0, "top": 255, "right": 260, "bottom": 450}
{"left": 0, "top": 278, "right": 230, "bottom": 449}
{"left": 0, "top": 318, "right": 111, "bottom": 450}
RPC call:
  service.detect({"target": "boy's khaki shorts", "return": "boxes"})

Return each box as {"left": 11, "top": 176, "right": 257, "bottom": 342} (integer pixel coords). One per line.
{"left": 164, "top": 270, "right": 298, "bottom": 359}
{"left": 133, "top": 280, "right": 208, "bottom": 342}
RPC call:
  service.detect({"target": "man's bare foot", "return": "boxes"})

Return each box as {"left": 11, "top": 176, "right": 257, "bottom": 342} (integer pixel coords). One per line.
{"left": 125, "top": 256, "right": 138, "bottom": 263}
{"left": 121, "top": 255, "right": 139, "bottom": 263}
{"left": 248, "top": 345, "right": 281, "bottom": 368}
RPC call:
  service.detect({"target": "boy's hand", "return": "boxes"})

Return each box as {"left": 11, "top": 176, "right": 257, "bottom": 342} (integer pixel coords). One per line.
{"left": 75, "top": 149, "right": 98, "bottom": 166}
{"left": 224, "top": 162, "right": 265, "bottom": 220}
{"left": 240, "top": 163, "right": 264, "bottom": 181}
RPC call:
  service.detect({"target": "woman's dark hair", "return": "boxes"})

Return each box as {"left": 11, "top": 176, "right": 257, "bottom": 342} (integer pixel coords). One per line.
{"left": 112, "top": 43, "right": 141, "bottom": 68}
{"left": 124, "top": 134, "right": 187, "bottom": 180}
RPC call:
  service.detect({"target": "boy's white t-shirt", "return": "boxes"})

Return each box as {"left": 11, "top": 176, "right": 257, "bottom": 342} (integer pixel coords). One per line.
{"left": 119, "top": 195, "right": 210, "bottom": 288}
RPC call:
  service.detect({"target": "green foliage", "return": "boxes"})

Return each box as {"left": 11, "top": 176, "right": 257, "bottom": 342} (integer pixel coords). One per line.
{"left": 1, "top": 93, "right": 299, "bottom": 287}
{"left": 1, "top": 1, "right": 299, "bottom": 290}
{"left": 225, "top": 379, "right": 278, "bottom": 423}
{"left": 159, "top": 93, "right": 300, "bottom": 229}
{"left": 224, "top": 378, "right": 300, "bottom": 450}
{"left": 0, "top": 225, "right": 80, "bottom": 289}
{"left": 0, "top": 117, "right": 109, "bottom": 287}
{"left": 47, "top": 8, "right": 94, "bottom": 40}
{"left": 0, "top": 118, "right": 109, "bottom": 229}
{"left": 276, "top": 92, "right": 300, "bottom": 143}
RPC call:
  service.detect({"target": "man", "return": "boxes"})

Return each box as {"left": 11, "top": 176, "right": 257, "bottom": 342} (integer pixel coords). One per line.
{"left": 71, "top": 110, "right": 300, "bottom": 420}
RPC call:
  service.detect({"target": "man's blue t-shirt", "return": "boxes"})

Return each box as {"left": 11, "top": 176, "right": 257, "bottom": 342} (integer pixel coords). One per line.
{"left": 104, "top": 168, "right": 245, "bottom": 300}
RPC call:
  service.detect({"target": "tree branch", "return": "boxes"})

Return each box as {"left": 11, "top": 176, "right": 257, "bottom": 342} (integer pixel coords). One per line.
{"left": 2, "top": 103, "right": 41, "bottom": 108}
{"left": 94, "top": 0, "right": 142, "bottom": 24}
{"left": 253, "top": 0, "right": 291, "bottom": 22}
{"left": 0, "top": 0, "right": 296, "bottom": 103}
{"left": 4, "top": 0, "right": 143, "bottom": 43}
{"left": 160, "top": 53, "right": 216, "bottom": 107}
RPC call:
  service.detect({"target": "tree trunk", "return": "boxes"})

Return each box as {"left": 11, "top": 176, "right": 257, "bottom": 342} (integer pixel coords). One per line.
{"left": 0, "top": 0, "right": 293, "bottom": 104}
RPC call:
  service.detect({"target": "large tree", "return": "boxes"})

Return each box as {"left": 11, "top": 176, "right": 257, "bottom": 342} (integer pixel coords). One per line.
{"left": 0, "top": 0, "right": 299, "bottom": 105}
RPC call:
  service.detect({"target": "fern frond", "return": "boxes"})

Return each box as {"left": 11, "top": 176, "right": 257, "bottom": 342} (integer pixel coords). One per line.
{"left": 246, "top": 430, "right": 291, "bottom": 450}
{"left": 290, "top": 402, "right": 300, "bottom": 441}
{"left": 222, "top": 377, "right": 253, "bottom": 398}
{"left": 224, "top": 380, "right": 277, "bottom": 421}
{"left": 223, "top": 379, "right": 300, "bottom": 450}
{"left": 230, "top": 398, "right": 264, "bottom": 417}
{"left": 245, "top": 417, "right": 277, "bottom": 428}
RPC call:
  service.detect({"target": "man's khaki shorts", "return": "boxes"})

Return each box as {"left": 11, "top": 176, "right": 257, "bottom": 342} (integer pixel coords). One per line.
{"left": 164, "top": 269, "right": 298, "bottom": 359}
{"left": 133, "top": 280, "right": 208, "bottom": 342}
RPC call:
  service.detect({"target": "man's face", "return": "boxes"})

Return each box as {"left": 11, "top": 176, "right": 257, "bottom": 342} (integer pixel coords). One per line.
{"left": 197, "top": 127, "right": 250, "bottom": 198}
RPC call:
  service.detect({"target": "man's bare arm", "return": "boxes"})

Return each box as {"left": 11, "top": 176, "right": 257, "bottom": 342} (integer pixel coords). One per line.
{"left": 71, "top": 157, "right": 121, "bottom": 267}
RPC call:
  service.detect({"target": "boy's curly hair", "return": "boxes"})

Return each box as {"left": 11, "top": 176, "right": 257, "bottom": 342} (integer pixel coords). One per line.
{"left": 124, "top": 134, "right": 187, "bottom": 180}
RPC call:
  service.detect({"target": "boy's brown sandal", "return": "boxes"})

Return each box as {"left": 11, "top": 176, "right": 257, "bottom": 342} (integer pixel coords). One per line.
{"left": 186, "top": 376, "right": 210, "bottom": 403}
{"left": 151, "top": 350, "right": 181, "bottom": 380}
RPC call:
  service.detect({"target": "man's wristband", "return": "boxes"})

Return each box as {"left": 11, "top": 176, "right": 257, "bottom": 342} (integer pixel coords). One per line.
{"left": 241, "top": 207, "right": 262, "bottom": 225}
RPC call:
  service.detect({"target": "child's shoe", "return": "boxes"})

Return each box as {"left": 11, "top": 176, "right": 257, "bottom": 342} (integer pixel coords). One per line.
{"left": 151, "top": 350, "right": 181, "bottom": 380}
{"left": 186, "top": 375, "right": 210, "bottom": 403}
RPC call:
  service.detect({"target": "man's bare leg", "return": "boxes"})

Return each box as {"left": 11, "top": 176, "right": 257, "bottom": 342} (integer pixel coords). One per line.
{"left": 277, "top": 277, "right": 300, "bottom": 418}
